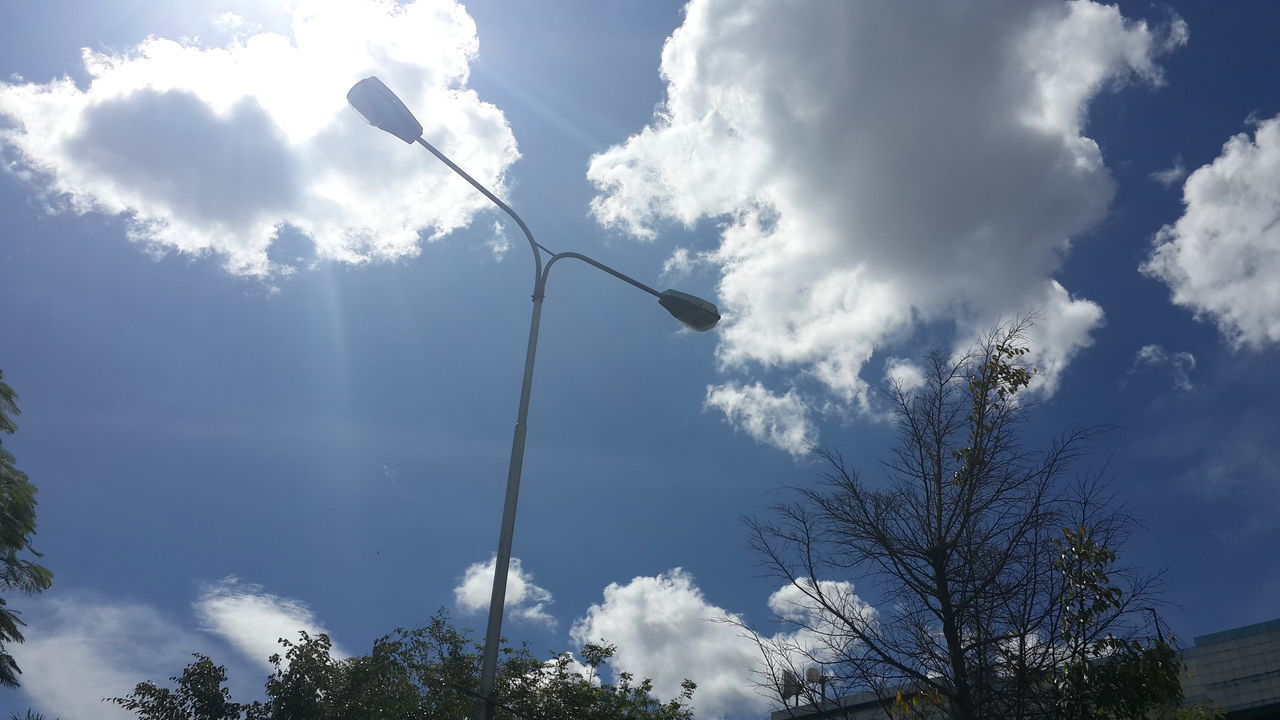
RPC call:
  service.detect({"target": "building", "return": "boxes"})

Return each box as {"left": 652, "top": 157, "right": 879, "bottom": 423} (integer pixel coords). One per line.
{"left": 1182, "top": 617, "right": 1280, "bottom": 718}
{"left": 769, "top": 617, "right": 1280, "bottom": 720}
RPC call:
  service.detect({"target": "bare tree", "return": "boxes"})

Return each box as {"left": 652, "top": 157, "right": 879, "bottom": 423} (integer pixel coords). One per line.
{"left": 740, "top": 322, "right": 1167, "bottom": 720}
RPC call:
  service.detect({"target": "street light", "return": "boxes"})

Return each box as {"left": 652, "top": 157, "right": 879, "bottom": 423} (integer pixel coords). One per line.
{"left": 347, "top": 76, "right": 720, "bottom": 720}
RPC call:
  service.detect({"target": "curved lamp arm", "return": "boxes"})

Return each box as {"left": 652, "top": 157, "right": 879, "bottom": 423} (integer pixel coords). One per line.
{"left": 544, "top": 253, "right": 720, "bottom": 333}
{"left": 417, "top": 137, "right": 549, "bottom": 288}
{"left": 546, "top": 251, "right": 660, "bottom": 298}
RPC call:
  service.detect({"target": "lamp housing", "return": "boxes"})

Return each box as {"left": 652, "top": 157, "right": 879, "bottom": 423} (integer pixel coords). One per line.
{"left": 346, "top": 76, "right": 423, "bottom": 144}
{"left": 658, "top": 290, "right": 720, "bottom": 332}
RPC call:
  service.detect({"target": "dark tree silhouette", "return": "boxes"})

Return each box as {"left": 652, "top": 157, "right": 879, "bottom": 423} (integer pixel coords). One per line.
{"left": 0, "top": 370, "right": 53, "bottom": 688}
{"left": 113, "top": 611, "right": 697, "bottom": 720}
{"left": 739, "top": 322, "right": 1187, "bottom": 719}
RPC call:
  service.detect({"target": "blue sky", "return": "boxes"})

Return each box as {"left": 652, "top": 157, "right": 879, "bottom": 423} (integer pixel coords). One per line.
{"left": 1, "top": 1, "right": 1278, "bottom": 718}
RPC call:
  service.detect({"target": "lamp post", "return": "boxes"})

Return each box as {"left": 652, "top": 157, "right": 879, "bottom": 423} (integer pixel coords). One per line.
{"left": 347, "top": 76, "right": 720, "bottom": 720}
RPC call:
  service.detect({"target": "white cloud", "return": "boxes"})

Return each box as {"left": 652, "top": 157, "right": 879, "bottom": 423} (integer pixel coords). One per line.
{"left": 569, "top": 569, "right": 874, "bottom": 719}
{"left": 212, "top": 11, "right": 256, "bottom": 35}
{"left": 1022, "top": 281, "right": 1105, "bottom": 396}
{"left": 11, "top": 595, "right": 207, "bottom": 720}
{"left": 763, "top": 578, "right": 877, "bottom": 677}
{"left": 884, "top": 358, "right": 926, "bottom": 393}
{"left": 193, "top": 576, "right": 346, "bottom": 670}
{"left": 704, "top": 382, "right": 814, "bottom": 456}
{"left": 0, "top": 0, "right": 517, "bottom": 277}
{"left": 589, "top": 0, "right": 1183, "bottom": 449}
{"left": 661, "top": 246, "right": 700, "bottom": 279}
{"left": 1132, "top": 343, "right": 1196, "bottom": 392}
{"left": 1143, "top": 114, "right": 1280, "bottom": 348}
{"left": 767, "top": 579, "right": 874, "bottom": 636}
{"left": 486, "top": 220, "right": 511, "bottom": 261}
{"left": 569, "top": 569, "right": 767, "bottom": 720}
{"left": 547, "top": 651, "right": 599, "bottom": 685}
{"left": 454, "top": 556, "right": 556, "bottom": 627}
{"left": 8, "top": 582, "right": 341, "bottom": 719}
{"left": 1150, "top": 156, "right": 1187, "bottom": 187}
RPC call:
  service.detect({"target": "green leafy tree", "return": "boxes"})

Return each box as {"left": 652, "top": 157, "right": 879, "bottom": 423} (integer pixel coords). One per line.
{"left": 1051, "top": 519, "right": 1222, "bottom": 720}
{"left": 113, "top": 611, "right": 695, "bottom": 720}
{"left": 0, "top": 370, "right": 53, "bottom": 688}
{"left": 110, "top": 655, "right": 258, "bottom": 720}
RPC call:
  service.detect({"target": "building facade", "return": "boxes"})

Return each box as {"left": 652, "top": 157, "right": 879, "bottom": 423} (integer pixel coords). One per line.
{"left": 1182, "top": 617, "right": 1280, "bottom": 718}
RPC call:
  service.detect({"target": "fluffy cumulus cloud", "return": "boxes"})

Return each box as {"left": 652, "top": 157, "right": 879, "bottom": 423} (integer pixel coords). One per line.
{"left": 453, "top": 556, "right": 556, "bottom": 627}
{"left": 766, "top": 578, "right": 873, "bottom": 637}
{"left": 570, "top": 569, "right": 766, "bottom": 719}
{"left": 1143, "top": 115, "right": 1280, "bottom": 348}
{"left": 569, "top": 569, "right": 873, "bottom": 719}
{"left": 193, "top": 576, "right": 346, "bottom": 669}
{"left": 0, "top": 0, "right": 517, "bottom": 276}
{"left": 589, "top": 0, "right": 1184, "bottom": 451}
{"left": 704, "top": 382, "right": 814, "bottom": 455}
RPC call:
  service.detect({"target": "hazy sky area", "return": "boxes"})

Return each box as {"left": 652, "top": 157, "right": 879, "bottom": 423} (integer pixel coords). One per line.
{"left": 1, "top": 1, "right": 1278, "bottom": 718}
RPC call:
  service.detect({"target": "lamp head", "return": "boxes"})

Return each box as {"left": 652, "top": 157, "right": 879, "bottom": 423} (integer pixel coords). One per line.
{"left": 658, "top": 290, "right": 720, "bottom": 332}
{"left": 346, "top": 76, "right": 423, "bottom": 143}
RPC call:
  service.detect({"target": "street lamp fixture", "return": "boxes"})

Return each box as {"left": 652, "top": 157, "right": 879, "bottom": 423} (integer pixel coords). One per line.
{"left": 659, "top": 289, "right": 721, "bottom": 333}
{"left": 346, "top": 75, "right": 422, "bottom": 143}
{"left": 347, "top": 76, "right": 719, "bottom": 720}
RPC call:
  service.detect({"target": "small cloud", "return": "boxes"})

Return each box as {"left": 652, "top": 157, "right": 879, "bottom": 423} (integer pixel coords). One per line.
{"left": 661, "top": 247, "right": 702, "bottom": 279}
{"left": 884, "top": 357, "right": 926, "bottom": 392}
{"left": 546, "top": 652, "right": 600, "bottom": 685}
{"left": 487, "top": 220, "right": 511, "bottom": 261}
{"left": 1021, "top": 282, "right": 1105, "bottom": 397}
{"left": 1131, "top": 343, "right": 1196, "bottom": 392}
{"left": 212, "top": 11, "right": 252, "bottom": 33}
{"left": 193, "top": 576, "right": 345, "bottom": 670}
{"left": 704, "top": 382, "right": 814, "bottom": 456}
{"left": 364, "top": 460, "right": 399, "bottom": 481}
{"left": 766, "top": 578, "right": 875, "bottom": 637}
{"left": 1149, "top": 156, "right": 1186, "bottom": 187}
{"left": 454, "top": 556, "right": 556, "bottom": 627}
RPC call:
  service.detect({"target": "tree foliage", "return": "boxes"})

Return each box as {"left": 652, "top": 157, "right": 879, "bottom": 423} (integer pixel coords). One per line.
{"left": 112, "top": 611, "right": 695, "bottom": 720}
{"left": 0, "top": 370, "right": 53, "bottom": 688}
{"left": 1052, "top": 520, "right": 1182, "bottom": 719}
{"left": 742, "top": 322, "right": 1184, "bottom": 719}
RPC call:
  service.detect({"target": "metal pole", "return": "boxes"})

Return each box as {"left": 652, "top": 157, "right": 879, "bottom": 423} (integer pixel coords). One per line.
{"left": 414, "top": 136, "right": 547, "bottom": 720}
{"left": 472, "top": 254, "right": 653, "bottom": 720}
{"left": 410, "top": 137, "right": 673, "bottom": 720}
{"left": 474, "top": 268, "right": 546, "bottom": 720}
